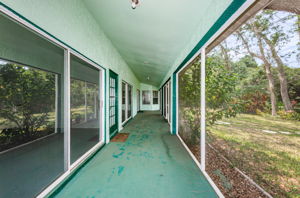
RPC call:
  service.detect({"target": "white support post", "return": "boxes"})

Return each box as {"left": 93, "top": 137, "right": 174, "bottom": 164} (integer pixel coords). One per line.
{"left": 85, "top": 82, "right": 88, "bottom": 122}
{"left": 99, "top": 70, "right": 103, "bottom": 142}
{"left": 94, "top": 92, "right": 97, "bottom": 119}
{"left": 125, "top": 84, "right": 128, "bottom": 121}
{"left": 64, "top": 50, "right": 71, "bottom": 171}
{"left": 54, "top": 75, "right": 58, "bottom": 133}
{"left": 200, "top": 48, "right": 206, "bottom": 171}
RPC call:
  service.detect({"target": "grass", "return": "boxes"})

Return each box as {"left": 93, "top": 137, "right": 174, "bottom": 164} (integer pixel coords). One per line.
{"left": 207, "top": 114, "right": 300, "bottom": 198}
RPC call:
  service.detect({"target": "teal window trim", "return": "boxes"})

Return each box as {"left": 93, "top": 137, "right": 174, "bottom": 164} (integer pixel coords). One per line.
{"left": 108, "top": 69, "right": 119, "bottom": 138}
{"left": 174, "top": 0, "right": 246, "bottom": 74}
{"left": 159, "top": 0, "right": 247, "bottom": 90}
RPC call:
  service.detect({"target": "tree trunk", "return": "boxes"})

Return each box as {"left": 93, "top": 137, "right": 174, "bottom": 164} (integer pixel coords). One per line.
{"left": 220, "top": 42, "right": 231, "bottom": 70}
{"left": 257, "top": 38, "right": 277, "bottom": 116}
{"left": 237, "top": 30, "right": 277, "bottom": 115}
{"left": 260, "top": 33, "right": 294, "bottom": 111}
{"left": 297, "top": 15, "right": 300, "bottom": 63}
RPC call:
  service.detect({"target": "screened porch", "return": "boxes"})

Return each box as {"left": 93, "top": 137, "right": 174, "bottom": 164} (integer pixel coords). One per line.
{"left": 0, "top": 0, "right": 299, "bottom": 198}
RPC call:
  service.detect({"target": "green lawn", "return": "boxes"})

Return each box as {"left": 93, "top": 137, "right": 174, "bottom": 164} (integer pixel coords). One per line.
{"left": 207, "top": 114, "right": 300, "bottom": 198}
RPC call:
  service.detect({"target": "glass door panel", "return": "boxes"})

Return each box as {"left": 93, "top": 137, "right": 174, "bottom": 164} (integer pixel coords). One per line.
{"left": 109, "top": 70, "right": 118, "bottom": 136}
{"left": 122, "top": 82, "right": 126, "bottom": 123}
{"left": 127, "top": 85, "right": 132, "bottom": 118}
{"left": 70, "top": 54, "right": 100, "bottom": 164}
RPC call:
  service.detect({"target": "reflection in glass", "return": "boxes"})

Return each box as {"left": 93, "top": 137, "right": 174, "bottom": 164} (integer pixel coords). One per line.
{"left": 127, "top": 85, "right": 132, "bottom": 118}
{"left": 163, "top": 87, "right": 166, "bottom": 117}
{"left": 178, "top": 58, "right": 201, "bottom": 159}
{"left": 142, "top": 90, "right": 151, "bottom": 104}
{"left": 0, "top": 60, "right": 64, "bottom": 198}
{"left": 122, "top": 82, "right": 126, "bottom": 122}
{"left": 0, "top": 13, "right": 65, "bottom": 198}
{"left": 0, "top": 62, "right": 56, "bottom": 151}
{"left": 70, "top": 54, "right": 100, "bottom": 163}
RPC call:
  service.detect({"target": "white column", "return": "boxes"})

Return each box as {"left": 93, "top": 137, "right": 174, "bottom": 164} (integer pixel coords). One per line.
{"left": 125, "top": 83, "right": 128, "bottom": 121}
{"left": 99, "top": 70, "right": 104, "bottom": 142}
{"left": 84, "top": 82, "right": 87, "bottom": 122}
{"left": 54, "top": 75, "right": 58, "bottom": 133}
{"left": 200, "top": 48, "right": 206, "bottom": 171}
{"left": 64, "top": 49, "right": 71, "bottom": 171}
{"left": 94, "top": 91, "right": 97, "bottom": 119}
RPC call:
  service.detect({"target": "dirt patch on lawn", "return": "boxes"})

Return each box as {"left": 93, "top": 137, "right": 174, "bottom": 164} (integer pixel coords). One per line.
{"left": 190, "top": 144, "right": 270, "bottom": 198}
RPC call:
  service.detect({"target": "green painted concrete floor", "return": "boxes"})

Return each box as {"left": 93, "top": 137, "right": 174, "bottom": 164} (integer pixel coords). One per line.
{"left": 52, "top": 111, "right": 218, "bottom": 198}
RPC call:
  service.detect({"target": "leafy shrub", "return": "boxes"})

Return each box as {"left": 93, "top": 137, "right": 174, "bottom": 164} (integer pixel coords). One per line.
{"left": 277, "top": 110, "right": 300, "bottom": 121}
{"left": 241, "top": 91, "right": 269, "bottom": 114}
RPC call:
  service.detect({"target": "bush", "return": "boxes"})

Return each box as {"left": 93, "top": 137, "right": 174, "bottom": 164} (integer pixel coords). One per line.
{"left": 277, "top": 110, "right": 300, "bottom": 121}
{"left": 241, "top": 92, "right": 269, "bottom": 114}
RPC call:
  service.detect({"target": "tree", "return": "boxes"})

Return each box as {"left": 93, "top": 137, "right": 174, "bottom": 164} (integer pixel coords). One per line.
{"left": 253, "top": 11, "right": 294, "bottom": 111}
{"left": 236, "top": 27, "right": 278, "bottom": 116}
{"left": 178, "top": 54, "right": 239, "bottom": 144}
{"left": 219, "top": 40, "right": 232, "bottom": 70}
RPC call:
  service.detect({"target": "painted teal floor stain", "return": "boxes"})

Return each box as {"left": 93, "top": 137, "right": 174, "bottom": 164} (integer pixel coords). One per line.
{"left": 51, "top": 111, "right": 218, "bottom": 198}
{"left": 117, "top": 166, "right": 124, "bottom": 176}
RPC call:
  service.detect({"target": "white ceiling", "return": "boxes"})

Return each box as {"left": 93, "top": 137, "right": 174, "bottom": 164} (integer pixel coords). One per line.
{"left": 83, "top": 0, "right": 232, "bottom": 86}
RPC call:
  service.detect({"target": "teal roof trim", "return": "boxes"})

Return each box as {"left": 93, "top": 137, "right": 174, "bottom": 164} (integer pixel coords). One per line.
{"left": 174, "top": 0, "right": 247, "bottom": 74}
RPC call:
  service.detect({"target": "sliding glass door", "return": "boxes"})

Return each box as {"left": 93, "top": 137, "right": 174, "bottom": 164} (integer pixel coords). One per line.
{"left": 0, "top": 13, "right": 65, "bottom": 198}
{"left": 162, "top": 81, "right": 171, "bottom": 123}
{"left": 127, "top": 85, "right": 132, "bottom": 118}
{"left": 0, "top": 12, "right": 104, "bottom": 197}
{"left": 122, "top": 81, "right": 132, "bottom": 124}
{"left": 122, "top": 82, "right": 126, "bottom": 123}
{"left": 137, "top": 89, "right": 140, "bottom": 112}
{"left": 70, "top": 54, "right": 101, "bottom": 163}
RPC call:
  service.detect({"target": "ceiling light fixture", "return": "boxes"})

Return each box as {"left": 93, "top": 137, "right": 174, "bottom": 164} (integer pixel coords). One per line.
{"left": 131, "top": 0, "right": 139, "bottom": 9}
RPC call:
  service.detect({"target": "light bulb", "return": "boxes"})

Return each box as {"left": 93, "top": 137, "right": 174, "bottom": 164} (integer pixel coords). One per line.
{"left": 131, "top": 2, "right": 137, "bottom": 9}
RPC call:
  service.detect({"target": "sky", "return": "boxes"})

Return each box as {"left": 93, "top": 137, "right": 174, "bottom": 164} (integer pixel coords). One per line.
{"left": 211, "top": 10, "right": 299, "bottom": 68}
